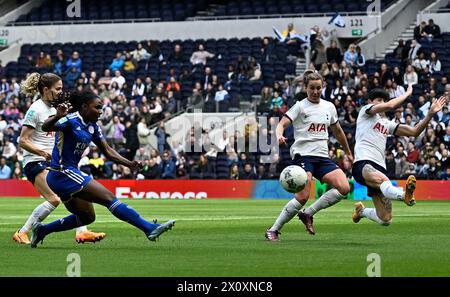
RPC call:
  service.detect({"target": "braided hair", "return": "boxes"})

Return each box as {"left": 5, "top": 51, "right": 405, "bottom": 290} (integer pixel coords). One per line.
{"left": 68, "top": 89, "right": 100, "bottom": 112}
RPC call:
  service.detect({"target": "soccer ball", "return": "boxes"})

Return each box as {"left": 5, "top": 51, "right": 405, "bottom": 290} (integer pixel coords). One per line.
{"left": 279, "top": 165, "right": 308, "bottom": 193}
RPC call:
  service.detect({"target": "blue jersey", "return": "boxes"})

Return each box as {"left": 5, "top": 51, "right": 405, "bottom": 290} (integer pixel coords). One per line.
{"left": 50, "top": 112, "right": 104, "bottom": 170}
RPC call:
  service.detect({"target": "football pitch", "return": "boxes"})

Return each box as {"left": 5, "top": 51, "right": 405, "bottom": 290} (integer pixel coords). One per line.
{"left": 1, "top": 198, "right": 449, "bottom": 277}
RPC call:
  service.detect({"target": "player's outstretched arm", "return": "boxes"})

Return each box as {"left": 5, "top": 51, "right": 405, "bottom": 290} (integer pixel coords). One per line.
{"left": 395, "top": 96, "right": 447, "bottom": 137}
{"left": 95, "top": 138, "right": 143, "bottom": 171}
{"left": 41, "top": 115, "right": 60, "bottom": 132}
{"left": 330, "top": 121, "right": 353, "bottom": 162}
{"left": 276, "top": 116, "right": 291, "bottom": 146}
{"left": 367, "top": 84, "right": 413, "bottom": 116}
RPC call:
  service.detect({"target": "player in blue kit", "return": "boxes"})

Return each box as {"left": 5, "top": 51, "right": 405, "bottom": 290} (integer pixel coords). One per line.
{"left": 30, "top": 89, "right": 175, "bottom": 248}
{"left": 13, "top": 72, "right": 105, "bottom": 244}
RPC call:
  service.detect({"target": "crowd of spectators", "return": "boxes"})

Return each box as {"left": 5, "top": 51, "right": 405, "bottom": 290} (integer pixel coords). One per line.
{"left": 0, "top": 21, "right": 449, "bottom": 181}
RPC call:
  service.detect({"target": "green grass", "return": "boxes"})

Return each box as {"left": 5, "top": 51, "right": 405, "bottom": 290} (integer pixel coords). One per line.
{"left": 1, "top": 198, "right": 449, "bottom": 277}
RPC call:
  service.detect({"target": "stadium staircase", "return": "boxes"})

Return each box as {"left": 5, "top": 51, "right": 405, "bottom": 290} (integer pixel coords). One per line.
{"left": 376, "top": 22, "right": 416, "bottom": 59}
{"left": 295, "top": 56, "right": 306, "bottom": 77}
{"left": 359, "top": 0, "right": 434, "bottom": 60}
{"left": 372, "top": 0, "right": 448, "bottom": 60}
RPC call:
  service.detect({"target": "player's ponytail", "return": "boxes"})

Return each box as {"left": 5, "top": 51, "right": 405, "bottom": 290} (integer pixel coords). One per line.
{"left": 302, "top": 69, "right": 323, "bottom": 87}
{"left": 20, "top": 72, "right": 41, "bottom": 98}
{"left": 20, "top": 72, "right": 61, "bottom": 98}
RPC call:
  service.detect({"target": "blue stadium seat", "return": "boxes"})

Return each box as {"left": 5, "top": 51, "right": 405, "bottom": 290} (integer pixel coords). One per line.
{"left": 227, "top": 5, "right": 239, "bottom": 15}
{"left": 265, "top": 5, "right": 279, "bottom": 14}
{"left": 346, "top": 3, "right": 360, "bottom": 11}
{"left": 253, "top": 4, "right": 265, "bottom": 15}
{"left": 289, "top": 3, "right": 303, "bottom": 13}
{"left": 333, "top": 3, "right": 346, "bottom": 12}
{"left": 251, "top": 80, "right": 264, "bottom": 94}
{"left": 305, "top": 4, "right": 319, "bottom": 13}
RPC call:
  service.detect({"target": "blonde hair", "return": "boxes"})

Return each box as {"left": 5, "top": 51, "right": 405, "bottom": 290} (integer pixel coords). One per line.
{"left": 20, "top": 72, "right": 61, "bottom": 98}
{"left": 303, "top": 69, "right": 323, "bottom": 87}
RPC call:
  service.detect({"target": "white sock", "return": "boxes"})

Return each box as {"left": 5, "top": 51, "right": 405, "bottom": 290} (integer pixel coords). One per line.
{"left": 269, "top": 198, "right": 304, "bottom": 231}
{"left": 304, "top": 189, "right": 345, "bottom": 216}
{"left": 380, "top": 181, "right": 404, "bottom": 201}
{"left": 76, "top": 226, "right": 88, "bottom": 234}
{"left": 361, "top": 208, "right": 391, "bottom": 226}
{"left": 19, "top": 201, "right": 56, "bottom": 233}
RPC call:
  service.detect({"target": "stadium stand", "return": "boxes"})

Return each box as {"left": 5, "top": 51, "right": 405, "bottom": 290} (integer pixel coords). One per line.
{"left": 3, "top": 37, "right": 296, "bottom": 105}
{"left": 8, "top": 0, "right": 399, "bottom": 25}
{"left": 9, "top": 0, "right": 208, "bottom": 24}
{"left": 193, "top": 0, "right": 398, "bottom": 17}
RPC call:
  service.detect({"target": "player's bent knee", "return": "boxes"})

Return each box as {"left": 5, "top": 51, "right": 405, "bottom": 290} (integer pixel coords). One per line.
{"left": 376, "top": 209, "right": 391, "bottom": 219}
{"left": 378, "top": 213, "right": 392, "bottom": 224}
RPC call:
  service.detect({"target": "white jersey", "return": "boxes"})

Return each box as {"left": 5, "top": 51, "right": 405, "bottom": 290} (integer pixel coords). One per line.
{"left": 354, "top": 104, "right": 399, "bottom": 169}
{"left": 22, "top": 99, "right": 56, "bottom": 167}
{"left": 285, "top": 98, "right": 338, "bottom": 159}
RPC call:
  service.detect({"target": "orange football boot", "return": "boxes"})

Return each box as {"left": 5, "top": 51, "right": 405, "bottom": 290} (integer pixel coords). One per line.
{"left": 352, "top": 202, "right": 365, "bottom": 223}
{"left": 75, "top": 230, "right": 106, "bottom": 244}
{"left": 404, "top": 175, "right": 416, "bottom": 206}
{"left": 13, "top": 230, "right": 30, "bottom": 244}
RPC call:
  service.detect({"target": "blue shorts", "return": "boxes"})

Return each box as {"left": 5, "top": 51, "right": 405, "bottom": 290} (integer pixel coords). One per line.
{"left": 293, "top": 154, "right": 339, "bottom": 182}
{"left": 46, "top": 167, "right": 92, "bottom": 201}
{"left": 352, "top": 160, "right": 388, "bottom": 197}
{"left": 23, "top": 161, "right": 50, "bottom": 185}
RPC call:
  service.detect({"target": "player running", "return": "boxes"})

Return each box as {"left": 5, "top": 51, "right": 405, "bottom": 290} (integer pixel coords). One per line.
{"left": 13, "top": 73, "right": 105, "bottom": 244}
{"left": 30, "top": 89, "right": 175, "bottom": 248}
{"left": 266, "top": 70, "right": 353, "bottom": 240}
{"left": 351, "top": 87, "right": 446, "bottom": 225}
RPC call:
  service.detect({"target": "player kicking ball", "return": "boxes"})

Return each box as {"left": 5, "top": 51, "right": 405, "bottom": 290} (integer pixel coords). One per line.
{"left": 30, "top": 89, "right": 175, "bottom": 248}
{"left": 266, "top": 70, "right": 353, "bottom": 240}
{"left": 13, "top": 73, "right": 105, "bottom": 244}
{"left": 352, "top": 86, "right": 446, "bottom": 226}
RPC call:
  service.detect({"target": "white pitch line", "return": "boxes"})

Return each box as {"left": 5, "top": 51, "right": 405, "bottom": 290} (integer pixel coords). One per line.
{"left": 1, "top": 213, "right": 450, "bottom": 226}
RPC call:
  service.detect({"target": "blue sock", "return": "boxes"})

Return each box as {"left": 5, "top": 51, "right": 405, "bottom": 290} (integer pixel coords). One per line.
{"left": 108, "top": 199, "right": 158, "bottom": 234}
{"left": 42, "top": 214, "right": 84, "bottom": 235}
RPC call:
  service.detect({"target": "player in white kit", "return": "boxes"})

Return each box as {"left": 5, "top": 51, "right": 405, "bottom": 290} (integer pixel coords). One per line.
{"left": 351, "top": 86, "right": 446, "bottom": 226}
{"left": 12, "top": 73, "right": 106, "bottom": 244}
{"left": 266, "top": 70, "right": 353, "bottom": 240}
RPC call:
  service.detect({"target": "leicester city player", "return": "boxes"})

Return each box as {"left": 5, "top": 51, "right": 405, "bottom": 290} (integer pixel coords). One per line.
{"left": 13, "top": 72, "right": 105, "bottom": 244}
{"left": 30, "top": 89, "right": 175, "bottom": 248}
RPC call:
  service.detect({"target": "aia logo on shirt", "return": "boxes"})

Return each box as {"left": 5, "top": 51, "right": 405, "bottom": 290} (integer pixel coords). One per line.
{"left": 308, "top": 123, "right": 326, "bottom": 133}
{"left": 45, "top": 131, "right": 55, "bottom": 137}
{"left": 373, "top": 122, "right": 388, "bottom": 135}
